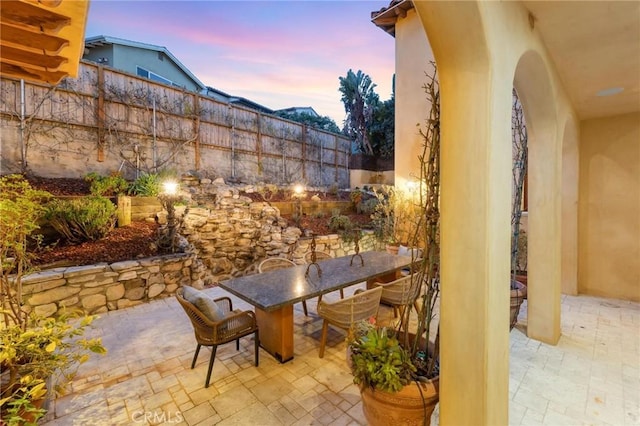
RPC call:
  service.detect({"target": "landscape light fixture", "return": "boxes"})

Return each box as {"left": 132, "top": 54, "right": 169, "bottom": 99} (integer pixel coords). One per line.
{"left": 162, "top": 180, "right": 179, "bottom": 196}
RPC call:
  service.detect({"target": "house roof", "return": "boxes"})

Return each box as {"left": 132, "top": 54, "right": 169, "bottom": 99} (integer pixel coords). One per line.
{"left": 203, "top": 86, "right": 274, "bottom": 114}
{"left": 276, "top": 107, "right": 320, "bottom": 117}
{"left": 84, "top": 35, "right": 206, "bottom": 90}
{"left": 370, "top": 0, "right": 413, "bottom": 37}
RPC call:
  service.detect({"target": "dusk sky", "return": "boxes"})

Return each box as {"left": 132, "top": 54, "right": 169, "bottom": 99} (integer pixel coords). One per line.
{"left": 85, "top": 0, "right": 396, "bottom": 126}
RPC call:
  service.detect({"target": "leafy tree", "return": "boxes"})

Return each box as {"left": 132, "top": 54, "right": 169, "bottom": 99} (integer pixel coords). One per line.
{"left": 368, "top": 96, "right": 395, "bottom": 159}
{"left": 275, "top": 111, "right": 341, "bottom": 134}
{"left": 339, "top": 69, "right": 380, "bottom": 155}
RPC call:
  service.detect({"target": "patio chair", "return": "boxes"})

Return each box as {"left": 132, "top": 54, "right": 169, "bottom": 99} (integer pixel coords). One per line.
{"left": 371, "top": 274, "right": 422, "bottom": 327}
{"left": 304, "top": 251, "right": 344, "bottom": 299}
{"left": 176, "top": 287, "right": 259, "bottom": 388}
{"left": 258, "top": 257, "right": 310, "bottom": 316}
{"left": 316, "top": 286, "right": 383, "bottom": 358}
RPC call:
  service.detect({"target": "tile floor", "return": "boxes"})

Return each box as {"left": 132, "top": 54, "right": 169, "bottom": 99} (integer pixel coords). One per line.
{"left": 41, "top": 284, "right": 639, "bottom": 425}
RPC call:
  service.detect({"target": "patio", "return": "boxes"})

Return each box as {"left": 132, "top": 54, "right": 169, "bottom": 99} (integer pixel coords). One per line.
{"left": 41, "top": 284, "right": 639, "bottom": 426}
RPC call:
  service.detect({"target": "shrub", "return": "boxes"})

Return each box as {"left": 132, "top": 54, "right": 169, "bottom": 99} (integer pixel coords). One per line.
{"left": 359, "top": 198, "right": 379, "bottom": 215}
{"left": 0, "top": 175, "right": 51, "bottom": 328}
{"left": 84, "top": 172, "right": 128, "bottom": 196}
{"left": 45, "top": 196, "right": 116, "bottom": 244}
{"left": 128, "top": 173, "right": 160, "bottom": 196}
{"left": 328, "top": 214, "right": 353, "bottom": 233}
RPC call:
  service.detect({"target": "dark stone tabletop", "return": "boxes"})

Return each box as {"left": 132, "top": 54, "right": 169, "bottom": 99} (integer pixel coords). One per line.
{"left": 219, "top": 251, "right": 413, "bottom": 311}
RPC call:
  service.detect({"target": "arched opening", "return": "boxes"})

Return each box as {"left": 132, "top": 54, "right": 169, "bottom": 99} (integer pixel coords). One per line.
{"left": 513, "top": 49, "right": 561, "bottom": 344}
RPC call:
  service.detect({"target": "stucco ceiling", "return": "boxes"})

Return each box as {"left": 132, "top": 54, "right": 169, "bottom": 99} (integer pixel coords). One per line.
{"left": 522, "top": 1, "right": 640, "bottom": 120}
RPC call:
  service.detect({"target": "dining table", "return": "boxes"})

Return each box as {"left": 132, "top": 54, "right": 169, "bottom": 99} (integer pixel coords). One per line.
{"left": 219, "top": 250, "right": 414, "bottom": 362}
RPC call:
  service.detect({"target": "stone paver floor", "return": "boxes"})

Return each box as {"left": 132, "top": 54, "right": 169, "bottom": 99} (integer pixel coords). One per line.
{"left": 42, "top": 284, "right": 639, "bottom": 425}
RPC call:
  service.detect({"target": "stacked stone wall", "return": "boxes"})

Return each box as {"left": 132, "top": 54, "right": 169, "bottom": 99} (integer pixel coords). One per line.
{"left": 19, "top": 177, "right": 382, "bottom": 316}
{"left": 21, "top": 253, "right": 206, "bottom": 316}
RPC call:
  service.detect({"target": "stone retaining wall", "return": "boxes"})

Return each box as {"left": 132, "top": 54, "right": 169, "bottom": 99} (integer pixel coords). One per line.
{"left": 21, "top": 253, "right": 206, "bottom": 317}
{"left": 19, "top": 177, "right": 382, "bottom": 316}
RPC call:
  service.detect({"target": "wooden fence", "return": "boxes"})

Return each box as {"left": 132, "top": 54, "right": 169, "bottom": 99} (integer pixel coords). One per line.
{"left": 0, "top": 61, "right": 352, "bottom": 187}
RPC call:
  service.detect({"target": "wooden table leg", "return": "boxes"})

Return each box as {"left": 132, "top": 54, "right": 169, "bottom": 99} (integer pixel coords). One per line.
{"left": 255, "top": 305, "right": 294, "bottom": 363}
{"left": 367, "top": 270, "right": 400, "bottom": 289}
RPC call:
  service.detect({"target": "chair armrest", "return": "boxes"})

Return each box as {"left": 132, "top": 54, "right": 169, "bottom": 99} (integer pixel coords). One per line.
{"left": 214, "top": 296, "right": 233, "bottom": 314}
{"left": 214, "top": 310, "right": 257, "bottom": 339}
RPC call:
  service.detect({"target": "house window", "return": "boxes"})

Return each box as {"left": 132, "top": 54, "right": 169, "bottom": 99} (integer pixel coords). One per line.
{"left": 136, "top": 66, "right": 173, "bottom": 86}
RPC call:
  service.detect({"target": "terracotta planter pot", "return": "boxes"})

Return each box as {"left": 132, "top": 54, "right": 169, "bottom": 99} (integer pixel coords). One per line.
{"left": 360, "top": 378, "right": 440, "bottom": 426}
{"left": 510, "top": 280, "right": 527, "bottom": 329}
{"left": 385, "top": 244, "right": 400, "bottom": 255}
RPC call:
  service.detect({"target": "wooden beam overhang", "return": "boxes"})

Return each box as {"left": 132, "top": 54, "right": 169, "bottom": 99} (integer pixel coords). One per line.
{"left": 0, "top": 0, "right": 90, "bottom": 84}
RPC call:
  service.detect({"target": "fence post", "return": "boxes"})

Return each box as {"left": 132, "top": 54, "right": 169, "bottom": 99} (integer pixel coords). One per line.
{"left": 97, "top": 65, "right": 105, "bottom": 162}
{"left": 334, "top": 134, "right": 339, "bottom": 184}
{"left": 117, "top": 195, "right": 131, "bottom": 227}
{"left": 256, "top": 112, "right": 262, "bottom": 175}
{"left": 193, "top": 92, "right": 200, "bottom": 171}
{"left": 302, "top": 124, "right": 307, "bottom": 181}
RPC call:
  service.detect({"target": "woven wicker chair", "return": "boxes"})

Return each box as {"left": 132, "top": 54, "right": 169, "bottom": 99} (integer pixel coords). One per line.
{"left": 316, "top": 286, "right": 383, "bottom": 358}
{"left": 303, "top": 251, "right": 343, "bottom": 299}
{"left": 258, "top": 257, "right": 309, "bottom": 316}
{"left": 372, "top": 274, "right": 422, "bottom": 326}
{"left": 176, "top": 288, "right": 259, "bottom": 388}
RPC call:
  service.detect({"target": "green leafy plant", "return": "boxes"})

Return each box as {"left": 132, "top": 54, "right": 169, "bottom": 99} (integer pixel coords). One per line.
{"left": 0, "top": 175, "right": 51, "bottom": 329}
{"left": 348, "top": 319, "right": 416, "bottom": 393}
{"left": 0, "top": 312, "right": 107, "bottom": 424}
{"left": 359, "top": 198, "right": 379, "bottom": 216}
{"left": 45, "top": 196, "right": 116, "bottom": 244}
{"left": 84, "top": 172, "right": 128, "bottom": 196}
{"left": 327, "top": 213, "right": 353, "bottom": 233}
{"left": 350, "top": 189, "right": 363, "bottom": 209}
{"left": 0, "top": 175, "right": 106, "bottom": 424}
{"left": 128, "top": 173, "right": 160, "bottom": 196}
{"left": 370, "top": 185, "right": 420, "bottom": 246}
{"left": 346, "top": 64, "right": 441, "bottom": 400}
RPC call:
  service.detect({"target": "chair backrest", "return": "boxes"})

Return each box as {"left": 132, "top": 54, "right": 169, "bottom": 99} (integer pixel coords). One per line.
{"left": 304, "top": 251, "right": 332, "bottom": 263}
{"left": 376, "top": 274, "right": 422, "bottom": 305}
{"left": 317, "top": 286, "right": 383, "bottom": 330}
{"left": 176, "top": 288, "right": 217, "bottom": 345}
{"left": 258, "top": 257, "right": 296, "bottom": 273}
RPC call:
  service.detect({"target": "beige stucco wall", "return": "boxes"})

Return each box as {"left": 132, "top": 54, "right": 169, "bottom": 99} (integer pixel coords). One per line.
{"left": 411, "top": 1, "right": 581, "bottom": 424}
{"left": 394, "top": 8, "right": 434, "bottom": 188}
{"left": 579, "top": 112, "right": 640, "bottom": 302}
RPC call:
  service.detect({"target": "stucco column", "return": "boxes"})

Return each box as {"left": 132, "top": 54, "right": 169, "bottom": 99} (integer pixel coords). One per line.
{"left": 414, "top": 3, "right": 511, "bottom": 425}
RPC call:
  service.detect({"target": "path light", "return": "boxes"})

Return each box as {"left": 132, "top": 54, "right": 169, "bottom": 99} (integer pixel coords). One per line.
{"left": 157, "top": 180, "right": 186, "bottom": 253}
{"left": 162, "top": 180, "right": 179, "bottom": 196}
{"left": 292, "top": 184, "right": 306, "bottom": 227}
{"left": 405, "top": 180, "right": 419, "bottom": 193}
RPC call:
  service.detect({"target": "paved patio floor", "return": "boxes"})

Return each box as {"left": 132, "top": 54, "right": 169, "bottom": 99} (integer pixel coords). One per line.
{"left": 42, "top": 284, "right": 639, "bottom": 425}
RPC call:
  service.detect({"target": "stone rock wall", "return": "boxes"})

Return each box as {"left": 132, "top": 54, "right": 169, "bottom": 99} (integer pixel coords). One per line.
{"left": 174, "top": 177, "right": 380, "bottom": 282}
{"left": 21, "top": 253, "right": 206, "bottom": 316}
{"left": 20, "top": 177, "right": 381, "bottom": 316}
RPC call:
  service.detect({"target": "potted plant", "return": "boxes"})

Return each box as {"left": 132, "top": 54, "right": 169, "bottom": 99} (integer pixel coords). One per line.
{"left": 0, "top": 175, "right": 106, "bottom": 424}
{"left": 347, "top": 65, "right": 442, "bottom": 426}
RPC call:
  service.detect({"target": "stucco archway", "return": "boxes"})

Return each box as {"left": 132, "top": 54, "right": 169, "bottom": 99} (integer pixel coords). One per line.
{"left": 513, "top": 50, "right": 562, "bottom": 344}
{"left": 413, "top": 2, "right": 512, "bottom": 425}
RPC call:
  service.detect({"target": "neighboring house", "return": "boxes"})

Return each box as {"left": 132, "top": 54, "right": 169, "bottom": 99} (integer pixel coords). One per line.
{"left": 202, "top": 86, "right": 274, "bottom": 114}
{"left": 275, "top": 107, "right": 319, "bottom": 117}
{"left": 83, "top": 35, "right": 206, "bottom": 92}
